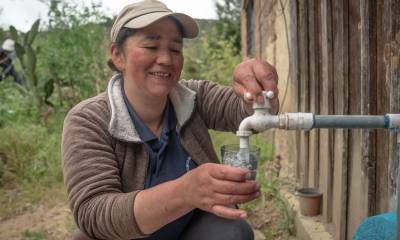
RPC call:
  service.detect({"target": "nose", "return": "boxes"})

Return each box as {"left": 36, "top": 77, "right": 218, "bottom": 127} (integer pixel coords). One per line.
{"left": 156, "top": 49, "right": 173, "bottom": 66}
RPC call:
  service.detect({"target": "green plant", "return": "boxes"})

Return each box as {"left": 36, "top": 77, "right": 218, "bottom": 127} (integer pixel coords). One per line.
{"left": 254, "top": 165, "right": 295, "bottom": 236}
{"left": 37, "top": 0, "right": 111, "bottom": 107}
{"left": 9, "top": 20, "right": 48, "bottom": 113}
{"left": 0, "top": 27, "right": 7, "bottom": 41}
{"left": 215, "top": 0, "right": 241, "bottom": 54}
{"left": 0, "top": 79, "right": 31, "bottom": 126}
{"left": 183, "top": 32, "right": 240, "bottom": 85}
{"left": 181, "top": 0, "right": 241, "bottom": 85}
{"left": 22, "top": 229, "right": 46, "bottom": 240}
{"left": 0, "top": 112, "right": 64, "bottom": 185}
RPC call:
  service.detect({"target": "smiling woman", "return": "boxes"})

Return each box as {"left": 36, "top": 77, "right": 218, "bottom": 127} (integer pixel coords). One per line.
{"left": 111, "top": 18, "right": 184, "bottom": 103}
{"left": 61, "top": 0, "right": 279, "bottom": 240}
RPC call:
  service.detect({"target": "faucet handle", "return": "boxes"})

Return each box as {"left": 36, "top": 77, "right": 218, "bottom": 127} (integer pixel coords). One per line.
{"left": 253, "top": 91, "right": 274, "bottom": 112}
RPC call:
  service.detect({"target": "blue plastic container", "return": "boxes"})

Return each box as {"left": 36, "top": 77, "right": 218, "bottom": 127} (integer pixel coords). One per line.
{"left": 353, "top": 212, "right": 397, "bottom": 240}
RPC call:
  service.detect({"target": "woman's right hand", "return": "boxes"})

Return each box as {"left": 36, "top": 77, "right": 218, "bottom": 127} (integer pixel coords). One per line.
{"left": 179, "top": 163, "right": 260, "bottom": 219}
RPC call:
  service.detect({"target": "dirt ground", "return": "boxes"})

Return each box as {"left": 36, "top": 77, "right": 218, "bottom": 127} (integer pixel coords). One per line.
{"left": 0, "top": 201, "right": 75, "bottom": 240}
{"left": 0, "top": 199, "right": 291, "bottom": 240}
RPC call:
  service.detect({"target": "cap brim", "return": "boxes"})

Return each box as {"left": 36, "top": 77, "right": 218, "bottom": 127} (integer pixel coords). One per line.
{"left": 124, "top": 12, "right": 198, "bottom": 39}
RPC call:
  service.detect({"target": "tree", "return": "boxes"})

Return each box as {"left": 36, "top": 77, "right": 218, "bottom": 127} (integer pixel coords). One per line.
{"left": 10, "top": 20, "right": 45, "bottom": 112}
{"left": 215, "top": 0, "right": 241, "bottom": 54}
{"left": 181, "top": 0, "right": 242, "bottom": 84}
{"left": 37, "top": 0, "right": 111, "bottom": 107}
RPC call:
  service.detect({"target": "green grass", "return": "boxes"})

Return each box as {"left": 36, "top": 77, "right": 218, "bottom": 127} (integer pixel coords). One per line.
{"left": 0, "top": 117, "right": 64, "bottom": 186}
{"left": 0, "top": 82, "right": 67, "bottom": 218}
{"left": 22, "top": 229, "right": 46, "bottom": 240}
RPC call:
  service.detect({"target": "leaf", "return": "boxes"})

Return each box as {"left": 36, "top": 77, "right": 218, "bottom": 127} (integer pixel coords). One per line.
{"left": 43, "top": 78, "right": 55, "bottom": 103}
{"left": 14, "top": 42, "right": 25, "bottom": 62}
{"left": 23, "top": 32, "right": 29, "bottom": 46}
{"left": 27, "top": 19, "right": 40, "bottom": 45}
{"left": 9, "top": 26, "right": 19, "bottom": 42}
{"left": 26, "top": 46, "right": 37, "bottom": 75}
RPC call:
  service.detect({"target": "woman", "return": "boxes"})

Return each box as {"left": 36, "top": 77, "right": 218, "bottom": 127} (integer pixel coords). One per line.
{"left": 62, "top": 1, "right": 279, "bottom": 239}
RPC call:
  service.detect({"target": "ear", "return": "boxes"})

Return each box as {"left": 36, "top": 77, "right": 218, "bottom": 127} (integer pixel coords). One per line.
{"left": 110, "top": 43, "right": 125, "bottom": 72}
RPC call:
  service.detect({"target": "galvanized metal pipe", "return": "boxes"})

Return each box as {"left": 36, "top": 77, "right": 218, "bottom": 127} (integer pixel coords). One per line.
{"left": 313, "top": 115, "right": 388, "bottom": 129}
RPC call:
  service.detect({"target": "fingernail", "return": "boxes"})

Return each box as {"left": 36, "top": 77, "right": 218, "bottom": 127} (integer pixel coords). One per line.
{"left": 240, "top": 212, "right": 247, "bottom": 218}
{"left": 255, "top": 183, "right": 261, "bottom": 190}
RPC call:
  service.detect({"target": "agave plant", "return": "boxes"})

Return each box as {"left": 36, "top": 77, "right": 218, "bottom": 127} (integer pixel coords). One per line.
{"left": 9, "top": 20, "right": 54, "bottom": 117}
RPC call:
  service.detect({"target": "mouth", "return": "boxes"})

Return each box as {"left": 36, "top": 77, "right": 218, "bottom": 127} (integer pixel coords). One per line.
{"left": 149, "top": 71, "right": 171, "bottom": 80}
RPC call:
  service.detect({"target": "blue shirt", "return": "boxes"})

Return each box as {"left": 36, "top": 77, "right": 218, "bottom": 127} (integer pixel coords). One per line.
{"left": 121, "top": 84, "right": 197, "bottom": 239}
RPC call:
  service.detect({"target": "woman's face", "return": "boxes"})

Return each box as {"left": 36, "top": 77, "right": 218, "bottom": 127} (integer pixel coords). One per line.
{"left": 112, "top": 17, "right": 184, "bottom": 99}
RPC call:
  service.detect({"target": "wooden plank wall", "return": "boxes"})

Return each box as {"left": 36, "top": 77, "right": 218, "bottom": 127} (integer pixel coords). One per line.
{"left": 348, "top": 0, "right": 377, "bottom": 237}
{"left": 331, "top": 0, "right": 348, "bottom": 238}
{"left": 387, "top": 0, "right": 400, "bottom": 212}
{"left": 319, "top": 0, "right": 334, "bottom": 224}
{"left": 294, "top": 0, "right": 400, "bottom": 239}
{"left": 346, "top": 0, "right": 365, "bottom": 236}
{"left": 292, "top": 0, "right": 399, "bottom": 238}
{"left": 298, "top": 1, "right": 309, "bottom": 187}
{"left": 243, "top": 0, "right": 400, "bottom": 239}
{"left": 307, "top": 0, "right": 320, "bottom": 188}
{"left": 377, "top": 0, "right": 400, "bottom": 213}
{"left": 289, "top": 0, "right": 301, "bottom": 177}
{"left": 375, "top": 0, "right": 390, "bottom": 216}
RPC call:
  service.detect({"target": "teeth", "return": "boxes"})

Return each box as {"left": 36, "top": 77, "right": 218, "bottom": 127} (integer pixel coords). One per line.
{"left": 150, "top": 72, "right": 170, "bottom": 77}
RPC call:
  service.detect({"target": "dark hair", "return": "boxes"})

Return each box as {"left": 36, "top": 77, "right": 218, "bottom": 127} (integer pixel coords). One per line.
{"left": 107, "top": 28, "right": 137, "bottom": 72}
{"left": 107, "top": 17, "right": 185, "bottom": 72}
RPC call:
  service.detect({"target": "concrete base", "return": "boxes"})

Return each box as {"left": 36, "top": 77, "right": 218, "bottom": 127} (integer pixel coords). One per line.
{"left": 282, "top": 189, "right": 334, "bottom": 240}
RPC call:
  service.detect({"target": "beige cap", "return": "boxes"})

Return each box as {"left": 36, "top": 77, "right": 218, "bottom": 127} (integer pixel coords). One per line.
{"left": 110, "top": 0, "right": 199, "bottom": 42}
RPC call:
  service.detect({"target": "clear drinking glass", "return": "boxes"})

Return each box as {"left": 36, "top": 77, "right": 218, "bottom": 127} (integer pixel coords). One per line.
{"left": 220, "top": 144, "right": 261, "bottom": 180}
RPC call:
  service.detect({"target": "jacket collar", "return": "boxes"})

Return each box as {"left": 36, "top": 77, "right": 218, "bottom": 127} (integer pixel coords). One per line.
{"left": 107, "top": 74, "right": 196, "bottom": 142}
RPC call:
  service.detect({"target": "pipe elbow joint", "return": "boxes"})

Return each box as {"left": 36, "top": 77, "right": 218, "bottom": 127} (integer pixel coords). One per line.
{"left": 238, "top": 113, "right": 280, "bottom": 135}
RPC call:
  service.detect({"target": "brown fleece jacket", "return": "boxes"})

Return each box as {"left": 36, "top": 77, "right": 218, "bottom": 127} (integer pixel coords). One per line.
{"left": 61, "top": 74, "right": 251, "bottom": 239}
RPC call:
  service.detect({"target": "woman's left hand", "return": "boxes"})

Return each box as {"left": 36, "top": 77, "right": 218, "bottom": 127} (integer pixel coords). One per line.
{"left": 232, "top": 58, "right": 279, "bottom": 114}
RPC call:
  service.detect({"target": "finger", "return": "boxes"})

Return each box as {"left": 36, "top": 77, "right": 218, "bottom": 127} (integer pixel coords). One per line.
{"left": 213, "top": 180, "right": 260, "bottom": 195}
{"left": 214, "top": 192, "right": 260, "bottom": 206}
{"left": 211, "top": 205, "right": 248, "bottom": 219}
{"left": 239, "top": 73, "right": 264, "bottom": 98}
{"left": 233, "top": 81, "right": 254, "bottom": 105}
{"left": 209, "top": 164, "right": 249, "bottom": 182}
{"left": 253, "top": 61, "right": 279, "bottom": 94}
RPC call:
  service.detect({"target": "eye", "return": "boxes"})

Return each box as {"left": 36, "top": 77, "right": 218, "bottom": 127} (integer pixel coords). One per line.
{"left": 170, "top": 48, "right": 181, "bottom": 54}
{"left": 144, "top": 46, "right": 157, "bottom": 50}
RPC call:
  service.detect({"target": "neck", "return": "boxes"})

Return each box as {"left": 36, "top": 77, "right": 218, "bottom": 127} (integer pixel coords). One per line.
{"left": 123, "top": 81, "right": 166, "bottom": 136}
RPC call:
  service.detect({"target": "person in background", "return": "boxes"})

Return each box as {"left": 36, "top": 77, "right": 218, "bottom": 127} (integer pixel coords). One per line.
{"left": 0, "top": 38, "right": 22, "bottom": 85}
{"left": 61, "top": 1, "right": 279, "bottom": 239}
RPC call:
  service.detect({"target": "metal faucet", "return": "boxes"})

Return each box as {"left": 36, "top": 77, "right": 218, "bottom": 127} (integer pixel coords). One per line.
{"left": 237, "top": 90, "right": 400, "bottom": 147}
